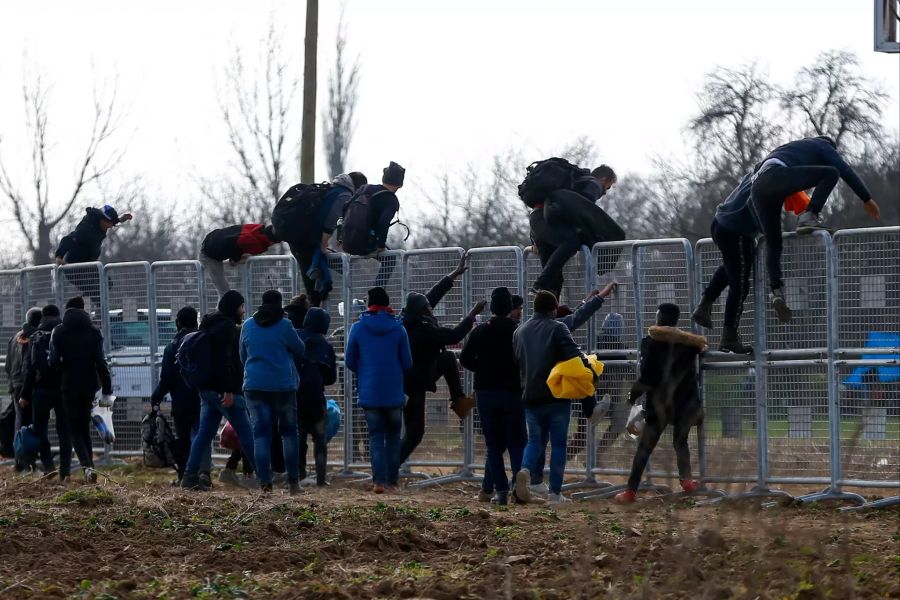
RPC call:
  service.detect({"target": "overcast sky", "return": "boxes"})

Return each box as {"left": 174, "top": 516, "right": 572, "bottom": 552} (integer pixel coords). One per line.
{"left": 0, "top": 0, "right": 897, "bottom": 234}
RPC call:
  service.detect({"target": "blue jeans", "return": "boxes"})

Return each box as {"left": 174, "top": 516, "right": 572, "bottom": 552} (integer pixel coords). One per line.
{"left": 477, "top": 390, "right": 526, "bottom": 494}
{"left": 185, "top": 391, "right": 255, "bottom": 478}
{"left": 532, "top": 396, "right": 594, "bottom": 484}
{"left": 245, "top": 390, "right": 300, "bottom": 486}
{"left": 364, "top": 407, "right": 402, "bottom": 486}
{"left": 523, "top": 402, "right": 571, "bottom": 494}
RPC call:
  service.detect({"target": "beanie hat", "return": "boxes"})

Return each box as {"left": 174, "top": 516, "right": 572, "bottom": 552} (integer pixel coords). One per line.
{"left": 533, "top": 290, "right": 558, "bottom": 315}
{"left": 25, "top": 307, "right": 42, "bottom": 328}
{"left": 511, "top": 295, "right": 525, "bottom": 310}
{"left": 404, "top": 292, "right": 430, "bottom": 317}
{"left": 41, "top": 304, "right": 60, "bottom": 318}
{"left": 176, "top": 306, "right": 199, "bottom": 330}
{"left": 382, "top": 161, "right": 406, "bottom": 187}
{"left": 657, "top": 303, "right": 680, "bottom": 326}
{"left": 367, "top": 287, "right": 390, "bottom": 308}
{"left": 66, "top": 296, "right": 85, "bottom": 310}
{"left": 489, "top": 287, "right": 513, "bottom": 316}
{"left": 218, "top": 290, "right": 245, "bottom": 318}
{"left": 556, "top": 304, "right": 573, "bottom": 319}
{"left": 262, "top": 289, "right": 283, "bottom": 307}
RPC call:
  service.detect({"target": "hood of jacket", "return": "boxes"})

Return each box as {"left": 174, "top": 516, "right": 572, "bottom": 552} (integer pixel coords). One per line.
{"left": 284, "top": 303, "right": 308, "bottom": 329}
{"left": 62, "top": 308, "right": 95, "bottom": 330}
{"left": 332, "top": 173, "right": 356, "bottom": 192}
{"left": 37, "top": 316, "right": 61, "bottom": 333}
{"left": 303, "top": 307, "right": 330, "bottom": 335}
{"left": 648, "top": 326, "right": 707, "bottom": 351}
{"left": 252, "top": 304, "right": 285, "bottom": 327}
{"left": 17, "top": 323, "right": 39, "bottom": 343}
{"left": 200, "top": 310, "right": 238, "bottom": 330}
{"left": 358, "top": 310, "right": 402, "bottom": 336}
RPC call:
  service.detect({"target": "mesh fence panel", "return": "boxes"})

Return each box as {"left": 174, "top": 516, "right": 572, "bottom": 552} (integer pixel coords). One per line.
{"left": 0, "top": 270, "right": 22, "bottom": 404}
{"left": 764, "top": 364, "right": 831, "bottom": 482}
{"left": 57, "top": 263, "right": 104, "bottom": 330}
{"left": 593, "top": 241, "right": 639, "bottom": 352}
{"left": 347, "top": 371, "right": 370, "bottom": 468}
{"left": 150, "top": 262, "right": 203, "bottom": 354}
{"left": 323, "top": 362, "right": 346, "bottom": 467}
{"left": 323, "top": 253, "right": 348, "bottom": 356}
{"left": 524, "top": 247, "right": 591, "bottom": 348}
{"left": 700, "top": 365, "right": 759, "bottom": 482}
{"left": 592, "top": 362, "right": 638, "bottom": 475}
{"left": 204, "top": 261, "right": 245, "bottom": 313}
{"left": 635, "top": 241, "right": 693, "bottom": 338}
{"left": 348, "top": 251, "right": 403, "bottom": 315}
{"left": 22, "top": 266, "right": 56, "bottom": 311}
{"left": 247, "top": 256, "right": 296, "bottom": 310}
{"left": 695, "top": 238, "right": 757, "bottom": 349}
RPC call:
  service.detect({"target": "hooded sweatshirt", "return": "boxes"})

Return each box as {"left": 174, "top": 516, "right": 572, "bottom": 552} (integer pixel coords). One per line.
{"left": 54, "top": 208, "right": 110, "bottom": 263}
{"left": 512, "top": 313, "right": 583, "bottom": 407}
{"left": 713, "top": 172, "right": 757, "bottom": 236}
{"left": 199, "top": 311, "right": 243, "bottom": 393}
{"left": 5, "top": 322, "right": 39, "bottom": 392}
{"left": 20, "top": 316, "right": 62, "bottom": 400}
{"left": 150, "top": 328, "right": 200, "bottom": 411}
{"left": 49, "top": 308, "right": 111, "bottom": 395}
{"left": 346, "top": 310, "right": 413, "bottom": 408}
{"left": 296, "top": 308, "right": 337, "bottom": 419}
{"left": 459, "top": 316, "right": 520, "bottom": 392}
{"left": 239, "top": 304, "right": 305, "bottom": 392}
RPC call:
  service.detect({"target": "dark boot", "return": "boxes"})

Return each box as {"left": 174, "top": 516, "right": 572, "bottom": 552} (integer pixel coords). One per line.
{"left": 691, "top": 297, "right": 714, "bottom": 329}
{"left": 770, "top": 288, "right": 792, "bottom": 323}
{"left": 719, "top": 327, "right": 753, "bottom": 354}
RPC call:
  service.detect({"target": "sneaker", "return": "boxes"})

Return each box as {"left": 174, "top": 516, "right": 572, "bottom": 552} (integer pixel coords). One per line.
{"left": 680, "top": 479, "right": 700, "bottom": 494}
{"left": 547, "top": 492, "right": 571, "bottom": 504}
{"left": 84, "top": 468, "right": 98, "bottom": 484}
{"left": 198, "top": 472, "right": 212, "bottom": 489}
{"left": 691, "top": 298, "right": 714, "bottom": 329}
{"left": 528, "top": 482, "right": 549, "bottom": 498}
{"left": 218, "top": 468, "right": 242, "bottom": 488}
{"left": 513, "top": 470, "right": 532, "bottom": 503}
{"left": 289, "top": 481, "right": 304, "bottom": 496}
{"left": 719, "top": 327, "right": 753, "bottom": 354}
{"left": 770, "top": 289, "right": 792, "bottom": 323}
{"left": 260, "top": 482, "right": 273, "bottom": 494}
{"left": 591, "top": 394, "right": 612, "bottom": 425}
{"left": 180, "top": 474, "right": 208, "bottom": 491}
{"left": 796, "top": 210, "right": 827, "bottom": 234}
{"left": 373, "top": 483, "right": 385, "bottom": 494}
{"left": 492, "top": 491, "right": 509, "bottom": 506}
{"left": 478, "top": 490, "right": 493, "bottom": 503}
{"left": 272, "top": 472, "right": 288, "bottom": 486}
{"left": 614, "top": 489, "right": 637, "bottom": 504}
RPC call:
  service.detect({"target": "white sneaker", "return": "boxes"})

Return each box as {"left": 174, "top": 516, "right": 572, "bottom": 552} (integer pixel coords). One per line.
{"left": 528, "top": 482, "right": 550, "bottom": 497}
{"left": 796, "top": 210, "right": 827, "bottom": 233}
{"left": 591, "top": 394, "right": 612, "bottom": 425}
{"left": 547, "top": 492, "right": 571, "bottom": 504}
{"left": 513, "top": 469, "right": 532, "bottom": 504}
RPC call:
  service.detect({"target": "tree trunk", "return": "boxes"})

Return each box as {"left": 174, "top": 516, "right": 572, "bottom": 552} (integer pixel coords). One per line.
{"left": 300, "top": 0, "right": 319, "bottom": 183}
{"left": 34, "top": 222, "right": 54, "bottom": 266}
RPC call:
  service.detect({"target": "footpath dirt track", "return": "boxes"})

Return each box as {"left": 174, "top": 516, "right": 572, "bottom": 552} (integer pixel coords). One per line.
{"left": 0, "top": 465, "right": 898, "bottom": 599}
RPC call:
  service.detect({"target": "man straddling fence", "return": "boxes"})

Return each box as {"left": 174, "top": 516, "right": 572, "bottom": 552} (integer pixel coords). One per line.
{"left": 199, "top": 224, "right": 279, "bottom": 299}
{"left": 749, "top": 136, "right": 880, "bottom": 323}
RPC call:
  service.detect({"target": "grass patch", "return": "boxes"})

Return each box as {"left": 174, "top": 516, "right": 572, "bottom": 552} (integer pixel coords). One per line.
{"left": 56, "top": 489, "right": 114, "bottom": 506}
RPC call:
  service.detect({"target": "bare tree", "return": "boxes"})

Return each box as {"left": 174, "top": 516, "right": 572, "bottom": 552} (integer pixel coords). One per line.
{"left": 321, "top": 6, "right": 361, "bottom": 179}
{"left": 206, "top": 22, "right": 299, "bottom": 224}
{"left": 781, "top": 50, "right": 888, "bottom": 152}
{"left": 103, "top": 187, "right": 190, "bottom": 262}
{"left": 0, "top": 72, "right": 125, "bottom": 264}
{"left": 300, "top": 0, "right": 319, "bottom": 183}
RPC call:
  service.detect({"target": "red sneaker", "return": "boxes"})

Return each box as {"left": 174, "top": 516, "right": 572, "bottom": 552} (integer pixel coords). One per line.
{"left": 680, "top": 479, "right": 699, "bottom": 494}
{"left": 614, "top": 489, "right": 636, "bottom": 504}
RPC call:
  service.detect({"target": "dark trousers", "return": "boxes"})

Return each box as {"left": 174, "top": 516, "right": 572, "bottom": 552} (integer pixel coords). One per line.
{"left": 299, "top": 409, "right": 328, "bottom": 484}
{"left": 61, "top": 391, "right": 95, "bottom": 474}
{"left": 751, "top": 165, "right": 839, "bottom": 290}
{"left": 399, "top": 350, "right": 465, "bottom": 465}
{"left": 626, "top": 400, "right": 700, "bottom": 491}
{"left": 171, "top": 402, "right": 204, "bottom": 479}
{"left": 12, "top": 385, "right": 31, "bottom": 432}
{"left": 477, "top": 390, "right": 526, "bottom": 494}
{"left": 31, "top": 389, "right": 65, "bottom": 473}
{"left": 534, "top": 236, "right": 581, "bottom": 299}
{"left": 226, "top": 449, "right": 254, "bottom": 474}
{"left": 292, "top": 245, "right": 328, "bottom": 307}
{"left": 704, "top": 220, "right": 756, "bottom": 329}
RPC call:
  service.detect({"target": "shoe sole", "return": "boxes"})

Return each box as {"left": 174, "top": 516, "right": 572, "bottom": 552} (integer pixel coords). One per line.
{"left": 772, "top": 297, "right": 792, "bottom": 323}
{"left": 718, "top": 344, "right": 753, "bottom": 355}
{"left": 796, "top": 225, "right": 832, "bottom": 235}
{"left": 514, "top": 470, "right": 531, "bottom": 503}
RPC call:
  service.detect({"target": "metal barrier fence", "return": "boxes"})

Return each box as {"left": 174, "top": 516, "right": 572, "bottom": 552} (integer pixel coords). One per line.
{"left": 0, "top": 227, "right": 897, "bottom": 508}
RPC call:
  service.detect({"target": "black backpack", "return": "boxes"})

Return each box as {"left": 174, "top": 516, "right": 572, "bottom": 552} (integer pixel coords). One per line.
{"left": 340, "top": 186, "right": 393, "bottom": 256}
{"left": 518, "top": 157, "right": 590, "bottom": 208}
{"left": 176, "top": 330, "right": 212, "bottom": 389}
{"left": 272, "top": 182, "right": 334, "bottom": 247}
{"left": 141, "top": 410, "right": 178, "bottom": 468}
{"left": 29, "top": 330, "right": 54, "bottom": 380}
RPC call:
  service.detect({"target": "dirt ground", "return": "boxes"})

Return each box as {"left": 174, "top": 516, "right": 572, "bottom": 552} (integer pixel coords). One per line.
{"left": 0, "top": 463, "right": 898, "bottom": 600}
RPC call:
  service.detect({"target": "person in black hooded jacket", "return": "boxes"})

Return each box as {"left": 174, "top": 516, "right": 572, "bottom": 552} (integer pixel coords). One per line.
{"left": 20, "top": 305, "right": 63, "bottom": 475}
{"left": 295, "top": 307, "right": 337, "bottom": 486}
{"left": 6, "top": 308, "right": 42, "bottom": 443}
{"left": 49, "top": 296, "right": 112, "bottom": 481}
{"left": 398, "top": 254, "right": 486, "bottom": 465}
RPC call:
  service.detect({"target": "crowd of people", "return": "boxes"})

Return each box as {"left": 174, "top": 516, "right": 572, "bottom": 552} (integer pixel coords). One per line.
{"left": 1, "top": 136, "right": 882, "bottom": 502}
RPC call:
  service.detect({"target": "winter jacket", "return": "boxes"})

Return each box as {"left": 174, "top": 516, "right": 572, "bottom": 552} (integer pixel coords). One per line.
{"left": 5, "top": 323, "right": 38, "bottom": 392}
{"left": 629, "top": 326, "right": 707, "bottom": 426}
{"left": 296, "top": 308, "right": 337, "bottom": 420}
{"left": 54, "top": 208, "right": 109, "bottom": 263}
{"left": 763, "top": 137, "right": 872, "bottom": 202}
{"left": 20, "top": 317, "right": 62, "bottom": 400}
{"left": 459, "top": 316, "right": 520, "bottom": 392}
{"left": 513, "top": 313, "right": 583, "bottom": 407}
{"left": 402, "top": 276, "right": 474, "bottom": 394}
{"left": 198, "top": 311, "right": 243, "bottom": 393}
{"left": 150, "top": 328, "right": 200, "bottom": 411}
{"left": 713, "top": 172, "right": 757, "bottom": 236}
{"left": 348, "top": 184, "right": 400, "bottom": 250}
{"left": 322, "top": 175, "right": 356, "bottom": 235}
{"left": 558, "top": 295, "right": 605, "bottom": 333}
{"left": 346, "top": 310, "right": 413, "bottom": 409}
{"left": 201, "top": 224, "right": 274, "bottom": 263}
{"left": 239, "top": 304, "right": 305, "bottom": 392}
{"left": 49, "top": 308, "right": 111, "bottom": 396}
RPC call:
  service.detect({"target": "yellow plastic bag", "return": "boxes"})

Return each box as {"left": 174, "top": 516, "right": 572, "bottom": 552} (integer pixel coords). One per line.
{"left": 547, "top": 355, "right": 604, "bottom": 399}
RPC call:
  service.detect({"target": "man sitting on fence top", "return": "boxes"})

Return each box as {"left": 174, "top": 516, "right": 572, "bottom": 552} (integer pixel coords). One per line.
{"left": 398, "top": 253, "right": 486, "bottom": 466}
{"left": 199, "top": 224, "right": 279, "bottom": 299}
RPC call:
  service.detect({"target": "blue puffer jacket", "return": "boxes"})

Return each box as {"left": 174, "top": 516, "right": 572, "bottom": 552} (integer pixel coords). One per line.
{"left": 239, "top": 304, "right": 306, "bottom": 392}
{"left": 346, "top": 310, "right": 412, "bottom": 408}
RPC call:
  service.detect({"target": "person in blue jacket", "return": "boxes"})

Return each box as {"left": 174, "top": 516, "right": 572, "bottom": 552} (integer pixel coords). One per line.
{"left": 345, "top": 287, "right": 413, "bottom": 494}
{"left": 240, "top": 289, "right": 306, "bottom": 494}
{"left": 749, "top": 136, "right": 880, "bottom": 322}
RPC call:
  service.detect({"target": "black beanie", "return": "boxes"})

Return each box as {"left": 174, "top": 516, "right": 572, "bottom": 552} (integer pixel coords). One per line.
{"left": 262, "top": 289, "right": 283, "bottom": 307}
{"left": 66, "top": 296, "right": 85, "bottom": 310}
{"left": 490, "top": 287, "right": 513, "bottom": 316}
{"left": 218, "top": 290, "right": 245, "bottom": 318}
{"left": 511, "top": 295, "right": 524, "bottom": 310}
{"left": 367, "top": 287, "right": 390, "bottom": 307}
{"left": 533, "top": 290, "right": 558, "bottom": 315}
{"left": 657, "top": 303, "right": 680, "bottom": 326}
{"left": 382, "top": 161, "right": 406, "bottom": 187}
{"left": 176, "top": 306, "right": 199, "bottom": 330}
{"left": 41, "top": 304, "right": 60, "bottom": 318}
{"left": 404, "top": 292, "right": 429, "bottom": 317}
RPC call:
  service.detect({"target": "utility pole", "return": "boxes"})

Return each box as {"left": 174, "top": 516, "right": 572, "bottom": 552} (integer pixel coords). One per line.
{"left": 300, "top": 0, "right": 318, "bottom": 182}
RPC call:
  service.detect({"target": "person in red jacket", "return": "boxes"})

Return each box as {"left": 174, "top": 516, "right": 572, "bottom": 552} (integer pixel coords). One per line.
{"left": 199, "top": 224, "right": 279, "bottom": 298}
